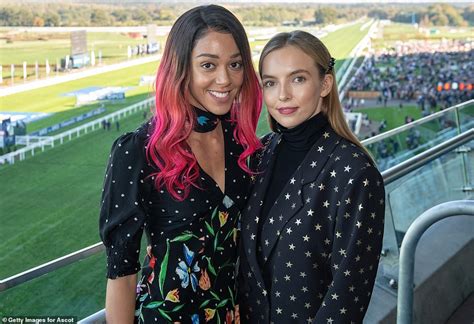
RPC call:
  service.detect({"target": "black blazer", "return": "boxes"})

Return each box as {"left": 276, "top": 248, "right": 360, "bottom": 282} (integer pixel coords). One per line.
{"left": 239, "top": 125, "right": 385, "bottom": 324}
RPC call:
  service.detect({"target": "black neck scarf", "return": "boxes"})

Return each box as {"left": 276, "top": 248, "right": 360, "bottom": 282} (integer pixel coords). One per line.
{"left": 193, "top": 106, "right": 220, "bottom": 133}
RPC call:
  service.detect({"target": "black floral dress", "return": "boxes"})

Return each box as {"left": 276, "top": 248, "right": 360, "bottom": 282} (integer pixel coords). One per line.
{"left": 99, "top": 118, "right": 250, "bottom": 323}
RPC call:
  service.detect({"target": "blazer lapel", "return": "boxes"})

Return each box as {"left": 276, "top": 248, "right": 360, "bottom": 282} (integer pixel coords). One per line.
{"left": 241, "top": 133, "right": 280, "bottom": 292}
{"left": 260, "top": 126, "right": 341, "bottom": 263}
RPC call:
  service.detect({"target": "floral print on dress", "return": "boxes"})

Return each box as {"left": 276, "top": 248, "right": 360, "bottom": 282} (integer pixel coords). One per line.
{"left": 136, "top": 203, "right": 241, "bottom": 323}
{"left": 176, "top": 244, "right": 200, "bottom": 291}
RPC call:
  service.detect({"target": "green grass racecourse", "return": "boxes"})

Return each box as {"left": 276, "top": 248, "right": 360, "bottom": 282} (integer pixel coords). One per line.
{"left": 0, "top": 32, "right": 168, "bottom": 80}
{"left": 0, "top": 23, "right": 369, "bottom": 318}
{"left": 0, "top": 22, "right": 368, "bottom": 135}
{"left": 1, "top": 61, "right": 158, "bottom": 134}
{"left": 357, "top": 105, "right": 422, "bottom": 131}
{"left": 0, "top": 112, "right": 144, "bottom": 318}
{"left": 374, "top": 23, "right": 474, "bottom": 49}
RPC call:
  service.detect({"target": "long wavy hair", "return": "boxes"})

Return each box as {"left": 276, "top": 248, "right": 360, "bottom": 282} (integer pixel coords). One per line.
{"left": 258, "top": 30, "right": 372, "bottom": 160}
{"left": 147, "top": 5, "right": 262, "bottom": 200}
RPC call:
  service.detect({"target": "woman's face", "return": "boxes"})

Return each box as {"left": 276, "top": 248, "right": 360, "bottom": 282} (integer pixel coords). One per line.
{"left": 188, "top": 30, "right": 244, "bottom": 115}
{"left": 261, "top": 45, "right": 332, "bottom": 129}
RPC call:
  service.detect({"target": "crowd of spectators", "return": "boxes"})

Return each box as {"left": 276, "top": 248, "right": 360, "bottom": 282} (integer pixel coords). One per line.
{"left": 349, "top": 39, "right": 473, "bottom": 113}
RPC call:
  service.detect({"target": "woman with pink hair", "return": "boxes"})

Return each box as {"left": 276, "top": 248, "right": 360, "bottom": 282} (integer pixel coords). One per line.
{"left": 99, "top": 5, "right": 261, "bottom": 323}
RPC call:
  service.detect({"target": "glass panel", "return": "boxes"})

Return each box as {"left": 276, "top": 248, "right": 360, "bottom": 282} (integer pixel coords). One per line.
{"left": 458, "top": 101, "right": 474, "bottom": 133}
{"left": 465, "top": 143, "right": 474, "bottom": 189}
{"left": 385, "top": 139, "right": 473, "bottom": 247}
{"left": 0, "top": 238, "right": 150, "bottom": 320}
{"left": 0, "top": 253, "right": 107, "bottom": 320}
{"left": 366, "top": 109, "right": 459, "bottom": 172}
{"left": 377, "top": 200, "right": 400, "bottom": 281}
{"left": 363, "top": 100, "right": 473, "bottom": 172}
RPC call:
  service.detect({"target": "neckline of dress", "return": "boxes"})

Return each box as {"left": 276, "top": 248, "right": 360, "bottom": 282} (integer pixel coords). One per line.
{"left": 195, "top": 119, "right": 229, "bottom": 196}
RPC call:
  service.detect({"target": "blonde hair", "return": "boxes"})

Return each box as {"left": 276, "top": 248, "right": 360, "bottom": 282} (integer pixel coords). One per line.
{"left": 259, "top": 30, "right": 373, "bottom": 161}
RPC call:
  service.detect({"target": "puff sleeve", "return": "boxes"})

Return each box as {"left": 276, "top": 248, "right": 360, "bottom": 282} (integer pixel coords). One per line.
{"left": 99, "top": 131, "right": 153, "bottom": 279}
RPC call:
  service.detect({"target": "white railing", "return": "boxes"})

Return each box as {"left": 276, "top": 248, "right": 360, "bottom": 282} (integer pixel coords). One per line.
{"left": 337, "top": 21, "right": 378, "bottom": 97}
{"left": 0, "top": 55, "right": 162, "bottom": 97}
{"left": 15, "top": 135, "right": 55, "bottom": 146}
{"left": 338, "top": 54, "right": 370, "bottom": 102}
{"left": 345, "top": 112, "right": 364, "bottom": 136}
{"left": 0, "top": 97, "right": 155, "bottom": 165}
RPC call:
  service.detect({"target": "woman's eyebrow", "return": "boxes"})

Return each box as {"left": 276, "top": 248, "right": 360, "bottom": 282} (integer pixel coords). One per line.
{"left": 262, "top": 69, "right": 309, "bottom": 79}
{"left": 195, "top": 52, "right": 241, "bottom": 59}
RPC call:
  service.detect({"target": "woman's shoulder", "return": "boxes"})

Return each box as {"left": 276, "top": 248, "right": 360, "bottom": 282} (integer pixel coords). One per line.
{"left": 259, "top": 132, "right": 278, "bottom": 147}
{"left": 248, "top": 132, "right": 277, "bottom": 171}
{"left": 333, "top": 136, "right": 378, "bottom": 172}
{"left": 109, "top": 120, "right": 153, "bottom": 164}
{"left": 325, "top": 137, "right": 384, "bottom": 192}
{"left": 116, "top": 120, "right": 152, "bottom": 145}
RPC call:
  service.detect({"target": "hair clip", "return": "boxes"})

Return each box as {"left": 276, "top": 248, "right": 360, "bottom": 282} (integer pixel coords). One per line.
{"left": 326, "top": 57, "right": 336, "bottom": 73}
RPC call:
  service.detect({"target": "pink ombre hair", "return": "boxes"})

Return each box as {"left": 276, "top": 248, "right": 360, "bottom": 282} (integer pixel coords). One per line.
{"left": 146, "top": 5, "right": 262, "bottom": 200}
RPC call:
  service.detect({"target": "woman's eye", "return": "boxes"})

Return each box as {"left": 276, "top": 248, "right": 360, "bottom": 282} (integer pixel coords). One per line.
{"left": 294, "top": 76, "right": 306, "bottom": 83}
{"left": 201, "top": 63, "right": 214, "bottom": 70}
{"left": 230, "top": 61, "right": 243, "bottom": 70}
{"left": 263, "top": 80, "right": 275, "bottom": 88}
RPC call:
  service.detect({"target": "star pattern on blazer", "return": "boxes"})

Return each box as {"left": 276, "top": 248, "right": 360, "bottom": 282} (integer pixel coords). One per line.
{"left": 239, "top": 125, "right": 385, "bottom": 324}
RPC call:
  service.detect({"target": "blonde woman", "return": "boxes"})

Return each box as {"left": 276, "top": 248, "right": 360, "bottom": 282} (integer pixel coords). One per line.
{"left": 239, "top": 31, "right": 385, "bottom": 323}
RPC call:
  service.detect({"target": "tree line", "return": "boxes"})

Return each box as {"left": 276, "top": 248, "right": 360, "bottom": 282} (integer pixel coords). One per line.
{"left": 0, "top": 3, "right": 473, "bottom": 27}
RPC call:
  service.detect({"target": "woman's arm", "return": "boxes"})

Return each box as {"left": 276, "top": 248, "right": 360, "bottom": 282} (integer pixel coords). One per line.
{"left": 99, "top": 132, "right": 151, "bottom": 322}
{"left": 106, "top": 274, "right": 137, "bottom": 324}
{"left": 313, "top": 166, "right": 385, "bottom": 324}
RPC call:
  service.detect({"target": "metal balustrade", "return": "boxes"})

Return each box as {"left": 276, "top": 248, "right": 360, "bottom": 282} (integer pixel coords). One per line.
{"left": 396, "top": 200, "right": 474, "bottom": 324}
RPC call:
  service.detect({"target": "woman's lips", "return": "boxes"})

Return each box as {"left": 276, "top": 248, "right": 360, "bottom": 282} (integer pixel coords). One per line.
{"left": 208, "top": 90, "right": 231, "bottom": 103}
{"left": 277, "top": 107, "right": 298, "bottom": 115}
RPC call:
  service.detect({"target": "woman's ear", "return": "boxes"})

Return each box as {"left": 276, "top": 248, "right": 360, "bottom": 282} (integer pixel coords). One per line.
{"left": 321, "top": 74, "right": 333, "bottom": 98}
